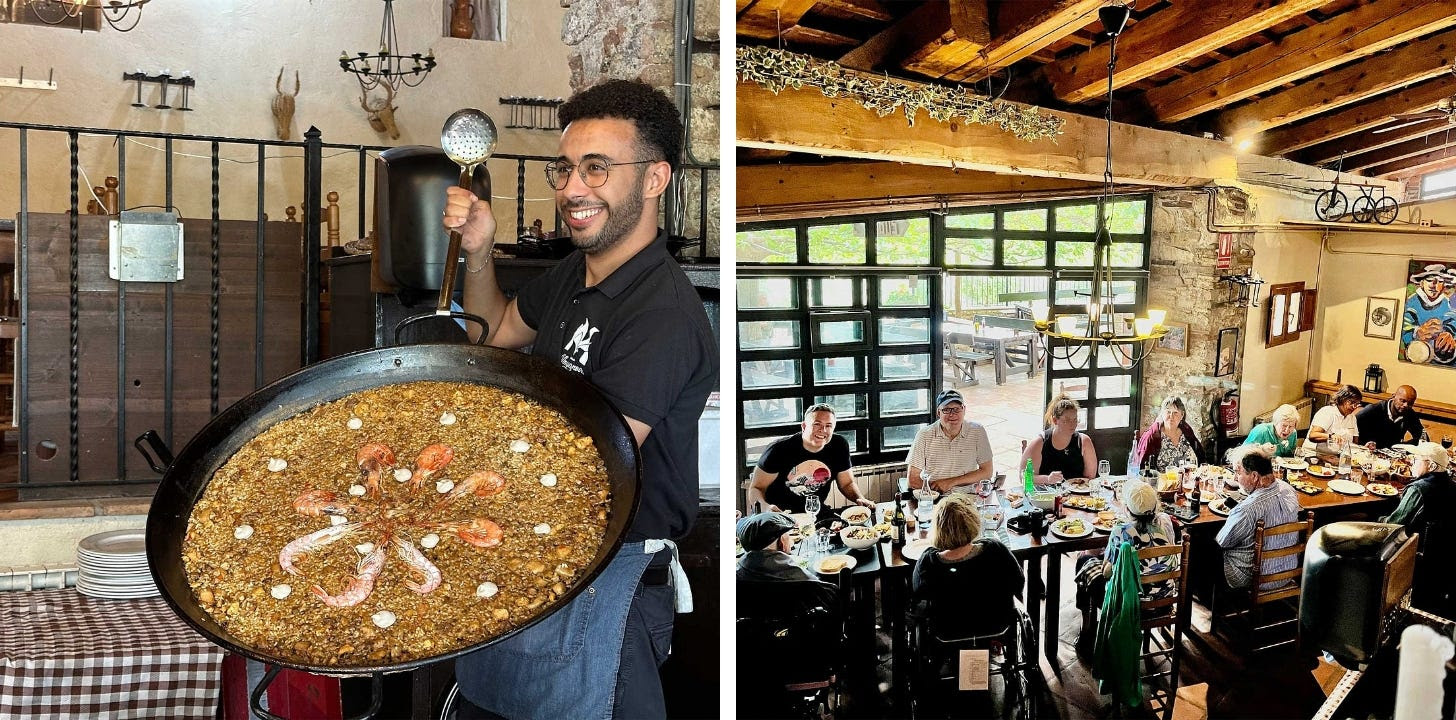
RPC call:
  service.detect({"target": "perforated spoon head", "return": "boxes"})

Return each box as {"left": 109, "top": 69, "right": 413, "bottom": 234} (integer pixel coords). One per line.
{"left": 440, "top": 108, "right": 497, "bottom": 168}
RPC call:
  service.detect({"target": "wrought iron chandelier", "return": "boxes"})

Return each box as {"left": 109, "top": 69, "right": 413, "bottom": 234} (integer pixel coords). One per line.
{"left": 1033, "top": 2, "right": 1167, "bottom": 369}
{"left": 340, "top": 0, "right": 437, "bottom": 94}
{"left": 27, "top": 0, "right": 150, "bottom": 32}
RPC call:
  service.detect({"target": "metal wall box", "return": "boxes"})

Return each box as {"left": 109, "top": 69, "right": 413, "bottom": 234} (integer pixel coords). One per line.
{"left": 109, "top": 210, "right": 184, "bottom": 282}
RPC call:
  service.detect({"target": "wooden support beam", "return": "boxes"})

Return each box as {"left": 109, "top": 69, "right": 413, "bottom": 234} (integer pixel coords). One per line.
{"left": 837, "top": 1, "right": 948, "bottom": 72}
{"left": 945, "top": 0, "right": 1106, "bottom": 83}
{"left": 815, "top": 0, "right": 893, "bottom": 23}
{"left": 783, "top": 24, "right": 859, "bottom": 50}
{"left": 1297, "top": 117, "right": 1456, "bottom": 168}
{"left": 737, "top": 161, "right": 1097, "bottom": 210}
{"left": 898, "top": 1, "right": 992, "bottom": 79}
{"left": 1219, "top": 27, "right": 1456, "bottom": 137}
{"left": 1042, "top": 0, "right": 1327, "bottom": 105}
{"left": 1260, "top": 77, "right": 1456, "bottom": 156}
{"left": 1345, "top": 130, "right": 1456, "bottom": 173}
{"left": 1368, "top": 144, "right": 1456, "bottom": 177}
{"left": 1147, "top": 0, "right": 1456, "bottom": 124}
{"left": 737, "top": 0, "right": 821, "bottom": 40}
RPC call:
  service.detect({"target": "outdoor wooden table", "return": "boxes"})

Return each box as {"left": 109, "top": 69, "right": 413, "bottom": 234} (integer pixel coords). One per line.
{"left": 943, "top": 318, "right": 1039, "bottom": 385}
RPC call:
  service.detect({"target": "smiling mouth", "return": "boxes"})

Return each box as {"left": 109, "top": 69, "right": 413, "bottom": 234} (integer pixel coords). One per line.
{"left": 568, "top": 207, "right": 603, "bottom": 221}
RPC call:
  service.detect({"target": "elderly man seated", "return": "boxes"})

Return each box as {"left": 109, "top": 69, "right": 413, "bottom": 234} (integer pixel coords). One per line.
{"left": 1215, "top": 445, "right": 1302, "bottom": 589}
{"left": 736, "top": 512, "right": 815, "bottom": 583}
{"left": 1382, "top": 442, "right": 1455, "bottom": 615}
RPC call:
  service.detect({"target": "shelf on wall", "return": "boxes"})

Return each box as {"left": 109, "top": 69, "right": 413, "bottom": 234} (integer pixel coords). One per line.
{"left": 1280, "top": 220, "right": 1455, "bottom": 235}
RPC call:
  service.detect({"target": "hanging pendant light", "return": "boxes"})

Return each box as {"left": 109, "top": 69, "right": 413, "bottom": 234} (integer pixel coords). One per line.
{"left": 340, "top": 0, "right": 437, "bottom": 94}
{"left": 27, "top": 0, "right": 151, "bottom": 32}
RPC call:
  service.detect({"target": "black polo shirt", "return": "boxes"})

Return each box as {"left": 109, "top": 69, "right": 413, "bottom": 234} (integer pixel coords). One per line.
{"left": 515, "top": 230, "right": 717, "bottom": 542}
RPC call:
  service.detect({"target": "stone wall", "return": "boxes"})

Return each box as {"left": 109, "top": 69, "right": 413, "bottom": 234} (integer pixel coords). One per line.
{"left": 561, "top": 0, "right": 721, "bottom": 256}
{"left": 1140, "top": 189, "right": 1253, "bottom": 450}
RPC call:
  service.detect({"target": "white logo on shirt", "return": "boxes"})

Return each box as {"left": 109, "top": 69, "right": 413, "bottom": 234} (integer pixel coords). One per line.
{"left": 563, "top": 318, "right": 599, "bottom": 365}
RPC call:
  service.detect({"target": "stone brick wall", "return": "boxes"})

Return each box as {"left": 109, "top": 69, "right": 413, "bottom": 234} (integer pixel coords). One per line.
{"left": 560, "top": 0, "right": 721, "bottom": 256}
{"left": 1140, "top": 188, "right": 1253, "bottom": 454}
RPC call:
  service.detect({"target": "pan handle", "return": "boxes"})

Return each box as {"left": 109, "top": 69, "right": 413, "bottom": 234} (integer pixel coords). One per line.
{"left": 393, "top": 311, "right": 490, "bottom": 346}
{"left": 249, "top": 666, "right": 384, "bottom": 720}
{"left": 133, "top": 430, "right": 174, "bottom": 474}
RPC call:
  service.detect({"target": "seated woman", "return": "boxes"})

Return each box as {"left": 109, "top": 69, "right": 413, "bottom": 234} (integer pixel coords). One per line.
{"left": 1021, "top": 394, "right": 1099, "bottom": 484}
{"left": 1242, "top": 403, "right": 1301, "bottom": 458}
{"left": 1305, "top": 384, "right": 1362, "bottom": 451}
{"left": 911, "top": 494, "right": 1024, "bottom": 640}
{"left": 1075, "top": 479, "right": 1179, "bottom": 632}
{"left": 1132, "top": 396, "right": 1203, "bottom": 472}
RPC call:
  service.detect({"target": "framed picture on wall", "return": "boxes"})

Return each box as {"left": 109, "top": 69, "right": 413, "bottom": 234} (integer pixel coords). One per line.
{"left": 1215, "top": 327, "right": 1239, "bottom": 377}
{"left": 1156, "top": 321, "right": 1190, "bottom": 356}
{"left": 1364, "top": 296, "right": 1399, "bottom": 340}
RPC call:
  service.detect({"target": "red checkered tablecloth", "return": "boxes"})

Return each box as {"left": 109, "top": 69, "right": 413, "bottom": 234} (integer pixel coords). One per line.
{"left": 0, "top": 588, "right": 223, "bottom": 719}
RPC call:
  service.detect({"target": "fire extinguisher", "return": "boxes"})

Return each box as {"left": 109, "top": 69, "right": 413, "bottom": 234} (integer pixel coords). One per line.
{"left": 1217, "top": 389, "right": 1241, "bottom": 437}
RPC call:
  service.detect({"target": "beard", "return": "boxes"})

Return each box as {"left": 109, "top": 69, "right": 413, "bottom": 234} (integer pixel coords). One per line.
{"left": 562, "top": 180, "right": 646, "bottom": 256}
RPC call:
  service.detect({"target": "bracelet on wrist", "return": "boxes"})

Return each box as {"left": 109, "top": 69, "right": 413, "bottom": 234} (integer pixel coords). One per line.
{"left": 465, "top": 256, "right": 490, "bottom": 273}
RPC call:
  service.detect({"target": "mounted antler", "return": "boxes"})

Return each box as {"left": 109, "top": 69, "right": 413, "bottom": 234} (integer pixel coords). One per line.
{"left": 271, "top": 67, "right": 300, "bottom": 141}
{"left": 361, "top": 83, "right": 400, "bottom": 140}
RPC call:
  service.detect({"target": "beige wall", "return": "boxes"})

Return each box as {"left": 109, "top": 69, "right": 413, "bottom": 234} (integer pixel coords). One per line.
{"left": 0, "top": 1, "right": 572, "bottom": 245}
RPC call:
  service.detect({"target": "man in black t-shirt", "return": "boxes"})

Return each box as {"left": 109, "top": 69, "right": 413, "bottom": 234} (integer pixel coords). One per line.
{"left": 747, "top": 404, "right": 875, "bottom": 515}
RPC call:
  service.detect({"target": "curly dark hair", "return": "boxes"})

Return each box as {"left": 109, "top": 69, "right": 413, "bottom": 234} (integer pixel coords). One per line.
{"left": 558, "top": 79, "right": 682, "bottom": 172}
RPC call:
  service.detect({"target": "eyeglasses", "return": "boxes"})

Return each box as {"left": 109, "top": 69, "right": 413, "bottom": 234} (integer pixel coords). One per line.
{"left": 543, "top": 158, "right": 657, "bottom": 190}
{"left": 939, "top": 406, "right": 964, "bottom": 415}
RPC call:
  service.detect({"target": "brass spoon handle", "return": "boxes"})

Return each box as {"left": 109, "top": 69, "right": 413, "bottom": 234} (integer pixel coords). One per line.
{"left": 436, "top": 165, "right": 475, "bottom": 314}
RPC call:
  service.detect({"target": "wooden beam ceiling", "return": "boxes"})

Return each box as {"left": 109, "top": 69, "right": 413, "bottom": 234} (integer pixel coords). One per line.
{"left": 945, "top": 0, "right": 1105, "bottom": 83}
{"left": 1145, "top": 0, "right": 1455, "bottom": 124}
{"left": 1346, "top": 129, "right": 1456, "bottom": 172}
{"left": 897, "top": 1, "right": 992, "bottom": 79}
{"left": 1040, "top": 0, "right": 1327, "bottom": 105}
{"left": 837, "top": 1, "right": 946, "bottom": 71}
{"left": 815, "top": 0, "right": 893, "bottom": 23}
{"left": 737, "top": 161, "right": 1097, "bottom": 211}
{"left": 1218, "top": 27, "right": 1456, "bottom": 138}
{"left": 1297, "top": 115, "right": 1456, "bottom": 167}
{"left": 1260, "top": 76, "right": 1456, "bottom": 155}
{"left": 737, "top": 0, "right": 820, "bottom": 40}
{"left": 1368, "top": 143, "right": 1456, "bottom": 177}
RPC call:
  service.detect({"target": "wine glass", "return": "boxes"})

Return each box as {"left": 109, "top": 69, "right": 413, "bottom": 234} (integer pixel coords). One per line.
{"left": 1097, "top": 459, "right": 1111, "bottom": 480}
{"left": 1443, "top": 435, "right": 1453, "bottom": 450}
{"left": 804, "top": 495, "right": 821, "bottom": 519}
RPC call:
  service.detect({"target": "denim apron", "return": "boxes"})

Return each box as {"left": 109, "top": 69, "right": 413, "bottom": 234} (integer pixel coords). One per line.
{"left": 454, "top": 540, "right": 690, "bottom": 720}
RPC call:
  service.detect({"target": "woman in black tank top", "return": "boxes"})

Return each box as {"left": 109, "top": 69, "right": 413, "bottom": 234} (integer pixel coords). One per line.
{"left": 1020, "top": 395, "right": 1099, "bottom": 483}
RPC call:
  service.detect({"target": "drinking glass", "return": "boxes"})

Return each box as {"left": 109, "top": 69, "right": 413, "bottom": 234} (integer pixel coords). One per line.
{"left": 1443, "top": 436, "right": 1453, "bottom": 450}
{"left": 804, "top": 495, "right": 821, "bottom": 518}
{"left": 1098, "top": 459, "right": 1111, "bottom": 479}
{"left": 815, "top": 528, "right": 832, "bottom": 553}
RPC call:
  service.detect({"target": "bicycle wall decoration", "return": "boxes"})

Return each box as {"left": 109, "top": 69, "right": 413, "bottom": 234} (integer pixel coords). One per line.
{"left": 1314, "top": 179, "right": 1399, "bottom": 224}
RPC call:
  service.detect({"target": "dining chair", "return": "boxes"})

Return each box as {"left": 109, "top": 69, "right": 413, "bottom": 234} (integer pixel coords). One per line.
{"left": 736, "top": 579, "right": 844, "bottom": 719}
{"left": 1136, "top": 537, "right": 1191, "bottom": 720}
{"left": 1213, "top": 510, "right": 1315, "bottom": 654}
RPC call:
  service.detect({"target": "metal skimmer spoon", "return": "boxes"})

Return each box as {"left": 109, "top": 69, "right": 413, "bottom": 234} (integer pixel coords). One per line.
{"left": 437, "top": 108, "right": 498, "bottom": 314}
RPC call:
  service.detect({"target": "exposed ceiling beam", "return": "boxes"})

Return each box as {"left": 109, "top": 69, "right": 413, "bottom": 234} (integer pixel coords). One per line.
{"left": 783, "top": 25, "right": 859, "bottom": 50}
{"left": 1146, "top": 0, "right": 1456, "bottom": 123}
{"left": 1297, "top": 116, "right": 1456, "bottom": 167}
{"left": 945, "top": 0, "right": 1106, "bottom": 83}
{"left": 1218, "top": 27, "right": 1456, "bottom": 138}
{"left": 1260, "top": 76, "right": 1456, "bottom": 155}
{"left": 1369, "top": 143, "right": 1456, "bottom": 177}
{"left": 897, "top": 1, "right": 992, "bottom": 79}
{"left": 1041, "top": 0, "right": 1327, "bottom": 105}
{"left": 1346, "top": 129, "right": 1456, "bottom": 172}
{"left": 738, "top": 161, "right": 1097, "bottom": 210}
{"left": 815, "top": 0, "right": 893, "bottom": 23}
{"left": 737, "top": 0, "right": 821, "bottom": 40}
{"left": 837, "top": 1, "right": 948, "bottom": 71}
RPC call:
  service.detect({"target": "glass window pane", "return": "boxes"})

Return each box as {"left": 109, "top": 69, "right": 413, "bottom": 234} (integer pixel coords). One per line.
{"left": 1055, "top": 241, "right": 1095, "bottom": 266}
{"left": 820, "top": 320, "right": 864, "bottom": 345}
{"left": 1055, "top": 204, "right": 1097, "bottom": 232}
{"left": 1004, "top": 208, "right": 1047, "bottom": 231}
{"left": 744, "top": 435, "right": 778, "bottom": 467}
{"left": 880, "top": 388, "right": 930, "bottom": 417}
{"left": 879, "top": 277, "right": 930, "bottom": 307}
{"left": 879, "top": 353, "right": 931, "bottom": 381}
{"left": 876, "top": 217, "right": 931, "bottom": 265}
{"left": 808, "top": 277, "right": 858, "bottom": 308}
{"left": 946, "top": 211, "right": 994, "bottom": 230}
{"left": 815, "top": 393, "right": 866, "bottom": 419}
{"left": 738, "top": 320, "right": 800, "bottom": 350}
{"left": 1098, "top": 346, "right": 1133, "bottom": 369}
{"left": 879, "top": 317, "right": 930, "bottom": 345}
{"left": 946, "top": 236, "right": 993, "bottom": 266}
{"left": 1050, "top": 346, "right": 1093, "bottom": 372}
{"left": 743, "top": 398, "right": 802, "bottom": 429}
{"left": 883, "top": 423, "right": 922, "bottom": 450}
{"left": 1054, "top": 377, "right": 1090, "bottom": 401}
{"left": 808, "top": 223, "right": 866, "bottom": 264}
{"left": 1003, "top": 239, "right": 1046, "bottom": 266}
{"left": 741, "top": 360, "right": 800, "bottom": 389}
{"left": 738, "top": 277, "right": 796, "bottom": 310}
{"left": 1110, "top": 243, "right": 1143, "bottom": 267}
{"left": 1095, "top": 374, "right": 1132, "bottom": 399}
{"left": 948, "top": 275, "right": 1048, "bottom": 310}
{"left": 836, "top": 430, "right": 862, "bottom": 453}
{"left": 737, "top": 227, "right": 797, "bottom": 263}
{"left": 1108, "top": 199, "right": 1146, "bottom": 234}
{"left": 1054, "top": 280, "right": 1136, "bottom": 306}
{"left": 814, "top": 356, "right": 863, "bottom": 385}
{"left": 1094, "top": 404, "right": 1131, "bottom": 429}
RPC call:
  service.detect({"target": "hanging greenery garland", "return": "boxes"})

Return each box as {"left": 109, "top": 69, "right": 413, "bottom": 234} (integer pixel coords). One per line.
{"left": 736, "top": 46, "right": 1064, "bottom": 142}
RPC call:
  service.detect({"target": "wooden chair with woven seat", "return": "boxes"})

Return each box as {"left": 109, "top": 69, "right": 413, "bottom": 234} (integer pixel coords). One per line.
{"left": 1215, "top": 510, "right": 1315, "bottom": 654}
{"left": 1136, "top": 536, "right": 1191, "bottom": 720}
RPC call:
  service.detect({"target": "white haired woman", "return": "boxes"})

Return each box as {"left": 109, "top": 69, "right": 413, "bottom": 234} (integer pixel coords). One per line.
{"left": 1242, "top": 403, "right": 1300, "bottom": 458}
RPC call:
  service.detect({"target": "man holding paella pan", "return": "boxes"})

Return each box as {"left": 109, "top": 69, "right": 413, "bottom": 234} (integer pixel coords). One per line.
{"left": 442, "top": 79, "right": 717, "bottom": 719}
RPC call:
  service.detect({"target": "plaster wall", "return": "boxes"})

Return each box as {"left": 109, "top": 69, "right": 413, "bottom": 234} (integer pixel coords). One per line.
{"left": 0, "top": 514, "right": 144, "bottom": 566}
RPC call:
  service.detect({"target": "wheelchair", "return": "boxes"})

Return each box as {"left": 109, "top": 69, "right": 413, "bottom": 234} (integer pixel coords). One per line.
{"left": 737, "top": 579, "right": 845, "bottom": 719}
{"left": 907, "top": 598, "right": 1039, "bottom": 720}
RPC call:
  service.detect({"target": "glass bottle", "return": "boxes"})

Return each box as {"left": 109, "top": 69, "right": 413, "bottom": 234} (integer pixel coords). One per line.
{"left": 891, "top": 492, "right": 907, "bottom": 546}
{"left": 1023, "top": 458, "right": 1035, "bottom": 496}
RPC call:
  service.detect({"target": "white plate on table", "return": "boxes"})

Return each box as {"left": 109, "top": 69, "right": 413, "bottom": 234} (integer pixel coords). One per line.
{"left": 839, "top": 506, "right": 873, "bottom": 525}
{"left": 1050, "top": 518, "right": 1093, "bottom": 539}
{"left": 1393, "top": 444, "right": 1418, "bottom": 453}
{"left": 1208, "top": 497, "right": 1235, "bottom": 516}
{"left": 1064, "top": 479, "right": 1097, "bottom": 494}
{"left": 1328, "top": 479, "right": 1366, "bottom": 495}
{"left": 902, "top": 539, "right": 933, "bottom": 562}
{"left": 1275, "top": 458, "right": 1308, "bottom": 470}
{"left": 78, "top": 529, "right": 146, "bottom": 556}
{"left": 814, "top": 554, "right": 858, "bottom": 575}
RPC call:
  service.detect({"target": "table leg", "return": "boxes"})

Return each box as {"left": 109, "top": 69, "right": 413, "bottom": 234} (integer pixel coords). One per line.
{"left": 882, "top": 574, "right": 909, "bottom": 700}
{"left": 1044, "top": 552, "right": 1062, "bottom": 666}
{"left": 995, "top": 343, "right": 1008, "bottom": 385}
{"left": 1025, "top": 338, "right": 1038, "bottom": 379}
{"left": 1023, "top": 556, "right": 1043, "bottom": 663}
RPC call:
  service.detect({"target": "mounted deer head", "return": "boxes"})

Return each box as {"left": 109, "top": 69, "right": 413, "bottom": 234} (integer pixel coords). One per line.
{"left": 271, "top": 67, "right": 300, "bottom": 141}
{"left": 360, "top": 84, "right": 399, "bottom": 140}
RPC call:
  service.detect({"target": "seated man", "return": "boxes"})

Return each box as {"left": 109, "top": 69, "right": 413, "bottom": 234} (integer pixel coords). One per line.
{"left": 746, "top": 404, "right": 874, "bottom": 515}
{"left": 909, "top": 389, "right": 997, "bottom": 493}
{"left": 736, "top": 512, "right": 815, "bottom": 583}
{"left": 1355, "top": 384, "right": 1425, "bottom": 449}
{"left": 1381, "top": 442, "right": 1454, "bottom": 615}
{"left": 1215, "top": 445, "right": 1301, "bottom": 589}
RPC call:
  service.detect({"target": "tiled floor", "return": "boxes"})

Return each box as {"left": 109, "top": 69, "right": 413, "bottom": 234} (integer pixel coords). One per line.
{"left": 945, "top": 362, "right": 1048, "bottom": 478}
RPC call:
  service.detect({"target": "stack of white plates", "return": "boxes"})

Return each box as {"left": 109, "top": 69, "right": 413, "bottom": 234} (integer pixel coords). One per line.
{"left": 76, "top": 529, "right": 158, "bottom": 599}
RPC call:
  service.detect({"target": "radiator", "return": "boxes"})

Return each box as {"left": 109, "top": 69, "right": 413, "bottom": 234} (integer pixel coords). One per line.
{"left": 1251, "top": 396, "right": 1315, "bottom": 429}
{"left": 0, "top": 565, "right": 77, "bottom": 592}
{"left": 827, "top": 461, "right": 908, "bottom": 505}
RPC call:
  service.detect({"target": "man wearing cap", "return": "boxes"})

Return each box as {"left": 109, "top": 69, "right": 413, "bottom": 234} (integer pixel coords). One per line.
{"left": 1355, "top": 384, "right": 1426, "bottom": 450}
{"left": 747, "top": 404, "right": 874, "bottom": 515}
{"left": 1402, "top": 263, "right": 1456, "bottom": 363}
{"left": 1382, "top": 442, "right": 1455, "bottom": 614}
{"left": 908, "top": 389, "right": 996, "bottom": 493}
{"left": 736, "top": 512, "right": 816, "bottom": 583}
